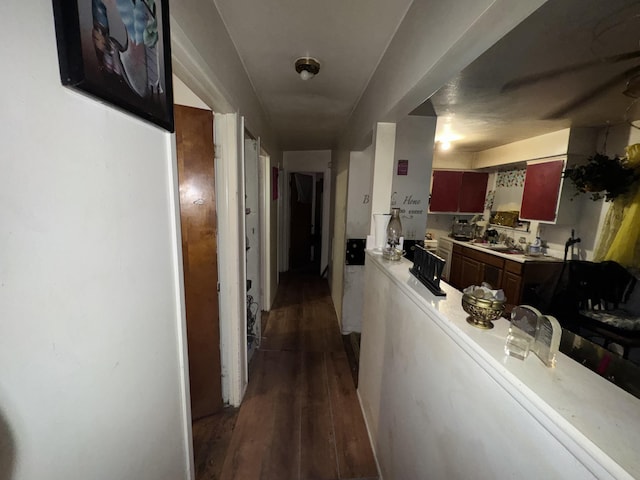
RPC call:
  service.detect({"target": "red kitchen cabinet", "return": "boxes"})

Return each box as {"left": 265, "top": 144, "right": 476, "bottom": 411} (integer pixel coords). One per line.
{"left": 430, "top": 170, "right": 488, "bottom": 213}
{"left": 459, "top": 172, "right": 490, "bottom": 213}
{"left": 430, "top": 171, "right": 463, "bottom": 212}
{"left": 520, "top": 160, "right": 564, "bottom": 222}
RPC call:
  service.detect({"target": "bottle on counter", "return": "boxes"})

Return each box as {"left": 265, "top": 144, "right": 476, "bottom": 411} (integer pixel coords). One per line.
{"left": 387, "top": 208, "right": 403, "bottom": 250}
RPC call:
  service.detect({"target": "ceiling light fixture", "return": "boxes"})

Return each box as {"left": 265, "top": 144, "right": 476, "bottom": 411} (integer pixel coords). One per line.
{"left": 295, "top": 57, "right": 320, "bottom": 81}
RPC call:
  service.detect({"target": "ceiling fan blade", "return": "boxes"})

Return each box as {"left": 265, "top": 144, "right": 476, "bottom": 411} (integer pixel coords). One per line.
{"left": 546, "top": 65, "right": 640, "bottom": 119}
{"left": 502, "top": 50, "right": 640, "bottom": 92}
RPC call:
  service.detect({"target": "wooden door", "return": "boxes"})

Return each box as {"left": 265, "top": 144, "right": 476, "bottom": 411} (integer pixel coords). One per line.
{"left": 175, "top": 105, "right": 222, "bottom": 420}
{"left": 289, "top": 173, "right": 314, "bottom": 270}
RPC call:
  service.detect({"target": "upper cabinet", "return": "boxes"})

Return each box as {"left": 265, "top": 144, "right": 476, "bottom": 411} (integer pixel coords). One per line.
{"left": 520, "top": 159, "right": 565, "bottom": 222}
{"left": 519, "top": 158, "right": 579, "bottom": 224}
{"left": 430, "top": 170, "right": 488, "bottom": 213}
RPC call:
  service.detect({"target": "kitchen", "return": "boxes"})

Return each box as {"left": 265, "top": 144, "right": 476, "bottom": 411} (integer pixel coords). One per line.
{"left": 409, "top": 0, "right": 640, "bottom": 348}
{"left": 354, "top": 122, "right": 640, "bottom": 479}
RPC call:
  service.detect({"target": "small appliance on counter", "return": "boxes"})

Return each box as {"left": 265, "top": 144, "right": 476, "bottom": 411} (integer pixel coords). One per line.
{"left": 451, "top": 220, "right": 475, "bottom": 241}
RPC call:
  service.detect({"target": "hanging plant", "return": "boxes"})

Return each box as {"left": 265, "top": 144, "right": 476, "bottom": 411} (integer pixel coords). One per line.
{"left": 563, "top": 153, "right": 640, "bottom": 201}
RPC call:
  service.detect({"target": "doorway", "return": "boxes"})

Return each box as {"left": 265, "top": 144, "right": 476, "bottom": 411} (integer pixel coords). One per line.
{"left": 175, "top": 104, "right": 222, "bottom": 420}
{"left": 289, "top": 172, "right": 322, "bottom": 273}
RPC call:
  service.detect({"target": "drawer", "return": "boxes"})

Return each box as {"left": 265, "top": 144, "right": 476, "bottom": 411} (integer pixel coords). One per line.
{"left": 464, "top": 247, "right": 505, "bottom": 269}
{"left": 505, "top": 259, "right": 523, "bottom": 275}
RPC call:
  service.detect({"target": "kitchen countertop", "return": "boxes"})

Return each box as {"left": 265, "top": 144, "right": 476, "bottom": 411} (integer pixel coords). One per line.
{"left": 363, "top": 252, "right": 640, "bottom": 479}
{"left": 445, "top": 237, "right": 563, "bottom": 263}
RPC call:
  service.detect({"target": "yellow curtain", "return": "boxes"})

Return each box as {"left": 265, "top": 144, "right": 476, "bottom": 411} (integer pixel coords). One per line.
{"left": 601, "top": 144, "right": 640, "bottom": 269}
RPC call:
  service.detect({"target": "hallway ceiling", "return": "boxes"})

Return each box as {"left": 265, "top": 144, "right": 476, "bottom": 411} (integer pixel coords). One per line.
{"left": 214, "top": 0, "right": 640, "bottom": 153}
{"left": 213, "top": 0, "right": 413, "bottom": 150}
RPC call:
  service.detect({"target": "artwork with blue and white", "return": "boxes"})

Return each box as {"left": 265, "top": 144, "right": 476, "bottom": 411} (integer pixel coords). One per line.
{"left": 54, "top": 0, "right": 173, "bottom": 130}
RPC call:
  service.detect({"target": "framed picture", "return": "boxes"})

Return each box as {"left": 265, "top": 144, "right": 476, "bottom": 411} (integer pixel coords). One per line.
{"left": 52, "top": 0, "right": 174, "bottom": 132}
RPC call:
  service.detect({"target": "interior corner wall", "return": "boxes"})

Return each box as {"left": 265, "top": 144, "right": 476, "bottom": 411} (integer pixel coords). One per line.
{"left": 0, "top": 2, "right": 190, "bottom": 479}
{"left": 390, "top": 116, "right": 436, "bottom": 240}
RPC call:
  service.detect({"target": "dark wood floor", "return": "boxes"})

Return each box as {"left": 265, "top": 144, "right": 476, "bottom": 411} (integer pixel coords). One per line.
{"left": 193, "top": 272, "right": 378, "bottom": 480}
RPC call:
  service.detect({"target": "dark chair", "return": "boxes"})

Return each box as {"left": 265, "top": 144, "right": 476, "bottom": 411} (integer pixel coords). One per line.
{"left": 553, "top": 260, "right": 640, "bottom": 359}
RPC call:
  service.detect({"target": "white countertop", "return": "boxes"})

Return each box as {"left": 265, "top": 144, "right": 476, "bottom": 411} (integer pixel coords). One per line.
{"left": 443, "top": 237, "right": 563, "bottom": 263}
{"left": 367, "top": 251, "right": 640, "bottom": 479}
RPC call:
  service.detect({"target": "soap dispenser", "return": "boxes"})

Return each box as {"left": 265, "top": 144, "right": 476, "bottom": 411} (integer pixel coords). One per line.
{"left": 528, "top": 232, "right": 542, "bottom": 255}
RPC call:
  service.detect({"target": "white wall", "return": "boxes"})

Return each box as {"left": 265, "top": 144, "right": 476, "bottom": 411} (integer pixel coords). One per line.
{"left": 259, "top": 153, "right": 279, "bottom": 310}
{"left": 169, "top": 0, "right": 278, "bottom": 155}
{"left": 359, "top": 258, "right": 639, "bottom": 479}
{"left": 0, "top": 1, "right": 190, "bottom": 479}
{"left": 173, "top": 75, "right": 211, "bottom": 110}
{"left": 390, "top": 116, "right": 437, "bottom": 240}
{"left": 346, "top": 147, "right": 374, "bottom": 238}
{"left": 341, "top": 148, "right": 374, "bottom": 333}
{"left": 432, "top": 149, "right": 476, "bottom": 169}
{"left": 329, "top": 148, "right": 351, "bottom": 324}
{"left": 282, "top": 151, "right": 332, "bottom": 274}
{"left": 369, "top": 123, "right": 397, "bottom": 236}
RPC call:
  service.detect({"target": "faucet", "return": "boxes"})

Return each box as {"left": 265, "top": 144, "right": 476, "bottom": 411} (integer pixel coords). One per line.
{"left": 564, "top": 229, "right": 581, "bottom": 261}
{"left": 504, "top": 236, "right": 516, "bottom": 248}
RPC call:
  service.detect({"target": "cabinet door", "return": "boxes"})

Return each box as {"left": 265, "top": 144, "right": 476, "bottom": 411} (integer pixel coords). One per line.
{"left": 482, "top": 263, "right": 503, "bottom": 290}
{"left": 520, "top": 160, "right": 564, "bottom": 222}
{"left": 503, "top": 271, "right": 523, "bottom": 307}
{"left": 460, "top": 256, "right": 482, "bottom": 289}
{"left": 459, "top": 172, "right": 489, "bottom": 213}
{"left": 430, "top": 171, "right": 463, "bottom": 212}
{"left": 449, "top": 252, "right": 463, "bottom": 288}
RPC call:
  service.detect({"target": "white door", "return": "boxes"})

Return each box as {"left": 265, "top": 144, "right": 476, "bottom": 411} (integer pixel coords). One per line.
{"left": 244, "top": 137, "right": 261, "bottom": 361}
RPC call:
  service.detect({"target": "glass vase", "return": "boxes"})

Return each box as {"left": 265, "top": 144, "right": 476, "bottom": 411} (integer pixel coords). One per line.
{"left": 387, "top": 208, "right": 403, "bottom": 249}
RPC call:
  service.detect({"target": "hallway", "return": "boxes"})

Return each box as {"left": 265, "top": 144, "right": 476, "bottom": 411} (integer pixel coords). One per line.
{"left": 195, "top": 272, "right": 378, "bottom": 480}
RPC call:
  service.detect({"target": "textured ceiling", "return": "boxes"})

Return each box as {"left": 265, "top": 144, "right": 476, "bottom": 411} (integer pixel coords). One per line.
{"left": 427, "top": 0, "right": 640, "bottom": 152}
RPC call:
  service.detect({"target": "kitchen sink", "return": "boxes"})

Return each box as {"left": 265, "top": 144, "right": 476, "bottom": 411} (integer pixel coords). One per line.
{"left": 476, "top": 244, "right": 523, "bottom": 254}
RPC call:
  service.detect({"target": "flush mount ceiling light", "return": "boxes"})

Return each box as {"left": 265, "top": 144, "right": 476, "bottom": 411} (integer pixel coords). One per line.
{"left": 295, "top": 57, "right": 320, "bottom": 81}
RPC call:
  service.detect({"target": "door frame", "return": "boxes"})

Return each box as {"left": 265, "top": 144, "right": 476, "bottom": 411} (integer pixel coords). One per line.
{"left": 283, "top": 166, "right": 331, "bottom": 274}
{"left": 214, "top": 113, "right": 248, "bottom": 406}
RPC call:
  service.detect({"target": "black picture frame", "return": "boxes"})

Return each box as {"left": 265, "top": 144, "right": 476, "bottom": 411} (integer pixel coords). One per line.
{"left": 52, "top": 0, "right": 174, "bottom": 132}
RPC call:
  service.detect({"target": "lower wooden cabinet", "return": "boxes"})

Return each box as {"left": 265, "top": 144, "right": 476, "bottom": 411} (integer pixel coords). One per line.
{"left": 502, "top": 271, "right": 523, "bottom": 306}
{"left": 461, "top": 256, "right": 482, "bottom": 288}
{"left": 448, "top": 243, "right": 562, "bottom": 311}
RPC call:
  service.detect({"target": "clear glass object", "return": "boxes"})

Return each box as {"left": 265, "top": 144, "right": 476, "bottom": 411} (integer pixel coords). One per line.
{"left": 373, "top": 213, "right": 391, "bottom": 250}
{"left": 505, "top": 331, "right": 532, "bottom": 360}
{"left": 387, "top": 208, "right": 402, "bottom": 248}
{"left": 504, "top": 305, "right": 539, "bottom": 360}
{"left": 504, "top": 305, "right": 560, "bottom": 367}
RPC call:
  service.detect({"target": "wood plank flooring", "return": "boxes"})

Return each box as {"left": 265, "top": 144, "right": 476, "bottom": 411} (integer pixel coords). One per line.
{"left": 205, "top": 272, "right": 378, "bottom": 480}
